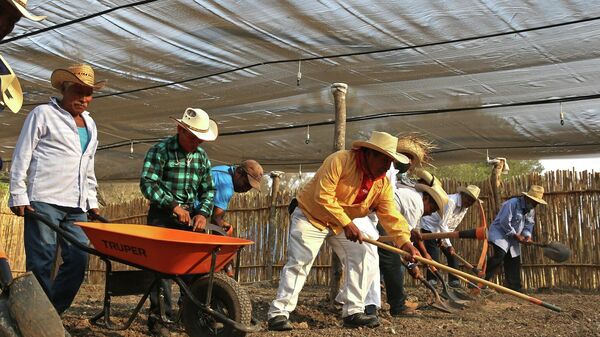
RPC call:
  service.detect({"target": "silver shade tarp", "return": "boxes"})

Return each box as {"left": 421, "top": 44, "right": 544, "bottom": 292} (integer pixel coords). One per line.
{"left": 1, "top": 1, "right": 599, "bottom": 179}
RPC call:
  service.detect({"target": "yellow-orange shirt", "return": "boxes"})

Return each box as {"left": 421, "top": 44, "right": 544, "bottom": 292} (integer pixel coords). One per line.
{"left": 297, "top": 149, "right": 411, "bottom": 247}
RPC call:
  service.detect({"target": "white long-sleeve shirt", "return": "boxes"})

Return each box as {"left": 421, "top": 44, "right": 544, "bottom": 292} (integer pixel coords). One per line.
{"left": 393, "top": 185, "right": 423, "bottom": 231}
{"left": 9, "top": 98, "right": 99, "bottom": 210}
{"left": 420, "top": 193, "right": 469, "bottom": 247}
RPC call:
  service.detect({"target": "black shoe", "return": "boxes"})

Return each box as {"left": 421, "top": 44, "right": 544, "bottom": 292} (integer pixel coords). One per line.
{"left": 268, "top": 315, "right": 293, "bottom": 331}
{"left": 343, "top": 313, "right": 380, "bottom": 328}
{"left": 364, "top": 304, "right": 378, "bottom": 316}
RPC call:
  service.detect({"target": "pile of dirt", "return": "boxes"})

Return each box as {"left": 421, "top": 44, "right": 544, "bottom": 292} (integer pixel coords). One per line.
{"left": 62, "top": 282, "right": 600, "bottom": 337}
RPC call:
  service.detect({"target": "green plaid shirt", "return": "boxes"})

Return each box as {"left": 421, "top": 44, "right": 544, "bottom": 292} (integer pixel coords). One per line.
{"left": 140, "top": 135, "right": 214, "bottom": 217}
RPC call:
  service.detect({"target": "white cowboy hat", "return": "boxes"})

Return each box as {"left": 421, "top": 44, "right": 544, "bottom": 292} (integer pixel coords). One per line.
{"left": 458, "top": 185, "right": 481, "bottom": 202}
{"left": 351, "top": 131, "right": 409, "bottom": 164}
{"left": 0, "top": 54, "right": 23, "bottom": 113}
{"left": 171, "top": 107, "right": 218, "bottom": 141}
{"left": 522, "top": 185, "right": 547, "bottom": 205}
{"left": 9, "top": 0, "right": 46, "bottom": 21}
{"left": 50, "top": 64, "right": 106, "bottom": 90}
{"left": 414, "top": 168, "right": 449, "bottom": 218}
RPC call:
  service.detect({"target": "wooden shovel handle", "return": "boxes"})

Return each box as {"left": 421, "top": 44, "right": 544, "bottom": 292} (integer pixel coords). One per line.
{"left": 363, "top": 237, "right": 562, "bottom": 312}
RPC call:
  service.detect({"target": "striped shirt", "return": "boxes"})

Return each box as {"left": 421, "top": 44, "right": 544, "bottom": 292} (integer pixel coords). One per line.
{"left": 140, "top": 135, "right": 214, "bottom": 217}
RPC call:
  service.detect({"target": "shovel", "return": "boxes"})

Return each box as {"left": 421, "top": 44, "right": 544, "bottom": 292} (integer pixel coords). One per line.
{"left": 451, "top": 251, "right": 483, "bottom": 276}
{"left": 429, "top": 267, "right": 469, "bottom": 309}
{"left": 526, "top": 241, "right": 571, "bottom": 262}
{"left": 363, "top": 237, "right": 562, "bottom": 312}
{"left": 400, "top": 260, "right": 455, "bottom": 314}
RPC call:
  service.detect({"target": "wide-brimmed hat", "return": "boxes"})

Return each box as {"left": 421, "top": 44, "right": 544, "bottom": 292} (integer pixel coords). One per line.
{"left": 50, "top": 64, "right": 106, "bottom": 90}
{"left": 458, "top": 185, "right": 481, "bottom": 202}
{"left": 171, "top": 107, "right": 218, "bottom": 141}
{"left": 240, "top": 159, "right": 264, "bottom": 190}
{"left": 352, "top": 131, "right": 409, "bottom": 164}
{"left": 414, "top": 168, "right": 449, "bottom": 217}
{"left": 9, "top": 0, "right": 46, "bottom": 21}
{"left": 0, "top": 54, "right": 23, "bottom": 113}
{"left": 522, "top": 185, "right": 547, "bottom": 205}
{"left": 395, "top": 133, "right": 435, "bottom": 167}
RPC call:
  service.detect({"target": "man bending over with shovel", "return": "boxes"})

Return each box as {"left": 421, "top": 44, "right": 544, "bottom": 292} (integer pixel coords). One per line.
{"left": 420, "top": 185, "right": 481, "bottom": 288}
{"left": 267, "top": 131, "right": 419, "bottom": 331}
{"left": 485, "top": 185, "right": 546, "bottom": 292}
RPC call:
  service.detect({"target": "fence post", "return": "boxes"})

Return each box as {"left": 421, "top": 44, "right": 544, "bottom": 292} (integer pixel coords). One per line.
{"left": 267, "top": 171, "right": 283, "bottom": 282}
{"left": 330, "top": 83, "right": 348, "bottom": 301}
{"left": 490, "top": 158, "right": 506, "bottom": 215}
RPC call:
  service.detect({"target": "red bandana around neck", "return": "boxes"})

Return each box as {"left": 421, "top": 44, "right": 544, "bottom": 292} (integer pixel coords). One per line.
{"left": 353, "top": 149, "right": 387, "bottom": 204}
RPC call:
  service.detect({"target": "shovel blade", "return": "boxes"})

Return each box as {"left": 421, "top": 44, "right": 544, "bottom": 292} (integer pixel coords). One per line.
{"left": 542, "top": 242, "right": 571, "bottom": 262}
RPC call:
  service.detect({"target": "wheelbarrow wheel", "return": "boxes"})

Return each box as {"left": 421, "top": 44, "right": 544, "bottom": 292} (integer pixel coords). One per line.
{"left": 182, "top": 272, "right": 252, "bottom": 337}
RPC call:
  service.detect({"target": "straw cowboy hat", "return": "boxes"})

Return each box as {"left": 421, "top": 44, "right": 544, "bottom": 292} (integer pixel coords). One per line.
{"left": 414, "top": 168, "right": 449, "bottom": 217}
{"left": 522, "top": 185, "right": 547, "bottom": 205}
{"left": 171, "top": 107, "right": 218, "bottom": 141}
{"left": 9, "top": 0, "right": 46, "bottom": 21}
{"left": 352, "top": 131, "right": 409, "bottom": 164}
{"left": 458, "top": 185, "right": 481, "bottom": 202}
{"left": 0, "top": 54, "right": 23, "bottom": 113}
{"left": 50, "top": 64, "right": 106, "bottom": 91}
{"left": 395, "top": 133, "right": 435, "bottom": 167}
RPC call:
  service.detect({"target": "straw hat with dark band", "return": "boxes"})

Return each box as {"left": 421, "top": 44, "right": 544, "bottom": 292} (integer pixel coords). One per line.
{"left": 352, "top": 131, "right": 409, "bottom": 164}
{"left": 50, "top": 64, "right": 106, "bottom": 90}
{"left": 414, "top": 168, "right": 449, "bottom": 218}
{"left": 458, "top": 185, "right": 481, "bottom": 202}
{"left": 171, "top": 107, "right": 218, "bottom": 141}
{"left": 9, "top": 0, "right": 46, "bottom": 21}
{"left": 522, "top": 185, "right": 547, "bottom": 205}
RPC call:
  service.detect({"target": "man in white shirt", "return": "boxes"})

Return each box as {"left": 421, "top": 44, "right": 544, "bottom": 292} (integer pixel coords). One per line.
{"left": 375, "top": 169, "right": 448, "bottom": 316}
{"left": 9, "top": 64, "right": 104, "bottom": 314}
{"left": 420, "top": 185, "right": 481, "bottom": 287}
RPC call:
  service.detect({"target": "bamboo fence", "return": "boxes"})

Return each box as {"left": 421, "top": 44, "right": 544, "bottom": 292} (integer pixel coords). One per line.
{"left": 0, "top": 170, "right": 598, "bottom": 290}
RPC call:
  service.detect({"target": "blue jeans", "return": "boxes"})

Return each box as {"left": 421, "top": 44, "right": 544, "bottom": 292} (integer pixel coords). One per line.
{"left": 24, "top": 201, "right": 89, "bottom": 314}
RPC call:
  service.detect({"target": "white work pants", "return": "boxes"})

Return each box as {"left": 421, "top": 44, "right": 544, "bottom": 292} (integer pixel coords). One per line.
{"left": 268, "top": 207, "right": 370, "bottom": 318}
{"left": 335, "top": 214, "right": 381, "bottom": 308}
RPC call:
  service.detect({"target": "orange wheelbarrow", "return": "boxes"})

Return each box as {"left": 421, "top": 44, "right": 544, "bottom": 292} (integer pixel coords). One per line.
{"left": 27, "top": 210, "right": 260, "bottom": 337}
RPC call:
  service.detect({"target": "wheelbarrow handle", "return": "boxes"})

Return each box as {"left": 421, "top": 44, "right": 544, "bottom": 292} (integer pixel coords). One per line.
{"left": 363, "top": 237, "right": 562, "bottom": 312}
{"left": 87, "top": 211, "right": 110, "bottom": 223}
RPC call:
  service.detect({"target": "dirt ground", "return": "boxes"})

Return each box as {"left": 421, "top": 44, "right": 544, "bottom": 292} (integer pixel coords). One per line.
{"left": 61, "top": 281, "right": 600, "bottom": 337}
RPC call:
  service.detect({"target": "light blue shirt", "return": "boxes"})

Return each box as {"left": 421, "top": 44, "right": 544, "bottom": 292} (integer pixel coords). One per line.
{"left": 9, "top": 98, "right": 99, "bottom": 210}
{"left": 78, "top": 127, "right": 90, "bottom": 152}
{"left": 487, "top": 196, "right": 535, "bottom": 257}
{"left": 210, "top": 165, "right": 235, "bottom": 211}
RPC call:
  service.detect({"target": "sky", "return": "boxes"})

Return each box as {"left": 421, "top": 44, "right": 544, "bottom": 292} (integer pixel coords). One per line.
{"left": 540, "top": 156, "right": 600, "bottom": 173}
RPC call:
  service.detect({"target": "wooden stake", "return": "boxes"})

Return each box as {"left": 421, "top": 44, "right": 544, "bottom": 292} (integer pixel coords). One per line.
{"left": 330, "top": 83, "right": 348, "bottom": 302}
{"left": 267, "top": 171, "right": 283, "bottom": 282}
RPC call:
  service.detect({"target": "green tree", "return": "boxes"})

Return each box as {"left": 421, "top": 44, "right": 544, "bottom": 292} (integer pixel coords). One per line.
{"left": 431, "top": 160, "right": 544, "bottom": 183}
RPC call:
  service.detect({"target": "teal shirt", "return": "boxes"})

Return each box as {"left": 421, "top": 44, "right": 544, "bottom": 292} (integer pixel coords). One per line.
{"left": 78, "top": 127, "right": 89, "bottom": 152}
